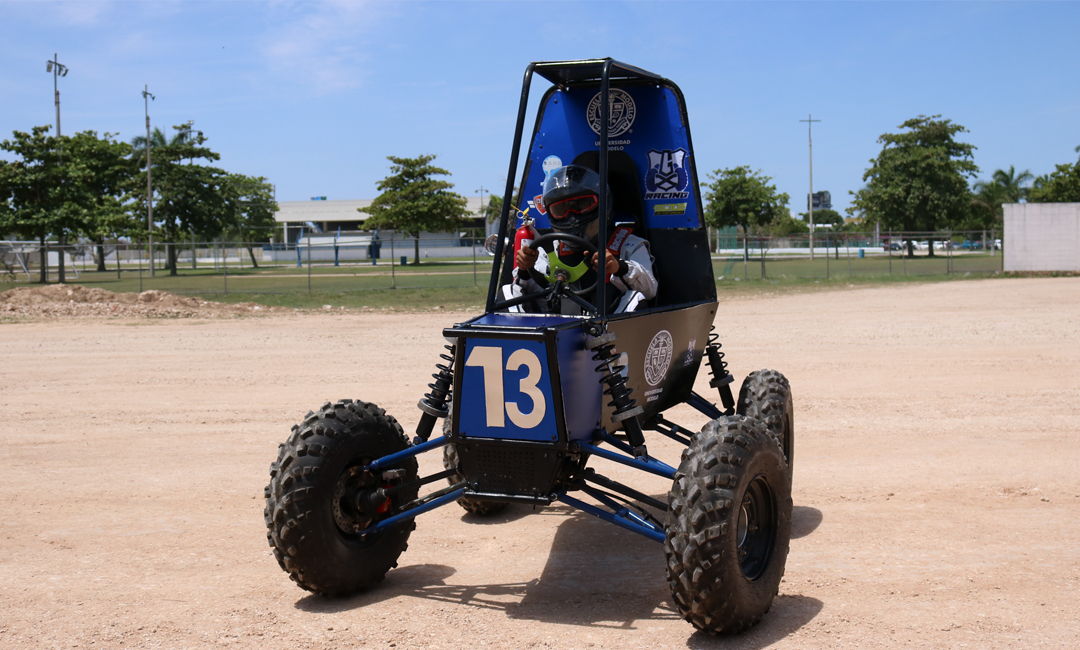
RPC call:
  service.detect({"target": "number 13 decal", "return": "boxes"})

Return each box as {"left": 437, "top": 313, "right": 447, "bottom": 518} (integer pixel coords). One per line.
{"left": 465, "top": 346, "right": 547, "bottom": 429}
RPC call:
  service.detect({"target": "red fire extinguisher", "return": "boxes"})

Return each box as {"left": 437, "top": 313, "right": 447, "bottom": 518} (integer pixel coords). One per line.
{"left": 512, "top": 209, "right": 536, "bottom": 269}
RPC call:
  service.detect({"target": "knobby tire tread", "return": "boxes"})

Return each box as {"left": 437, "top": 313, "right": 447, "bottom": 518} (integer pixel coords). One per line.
{"left": 264, "top": 399, "right": 417, "bottom": 596}
{"left": 737, "top": 369, "right": 794, "bottom": 481}
{"left": 664, "top": 415, "right": 792, "bottom": 634}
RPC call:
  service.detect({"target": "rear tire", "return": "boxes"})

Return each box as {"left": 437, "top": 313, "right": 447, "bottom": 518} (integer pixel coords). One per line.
{"left": 264, "top": 399, "right": 418, "bottom": 596}
{"left": 442, "top": 417, "right": 507, "bottom": 516}
{"left": 737, "top": 370, "right": 793, "bottom": 481}
{"left": 664, "top": 415, "right": 792, "bottom": 634}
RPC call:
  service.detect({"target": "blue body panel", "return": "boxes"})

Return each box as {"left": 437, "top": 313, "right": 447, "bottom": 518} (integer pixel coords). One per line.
{"left": 458, "top": 338, "right": 558, "bottom": 442}
{"left": 468, "top": 313, "right": 582, "bottom": 329}
{"left": 520, "top": 85, "right": 700, "bottom": 230}
{"left": 555, "top": 327, "right": 601, "bottom": 441}
{"left": 450, "top": 313, "right": 602, "bottom": 443}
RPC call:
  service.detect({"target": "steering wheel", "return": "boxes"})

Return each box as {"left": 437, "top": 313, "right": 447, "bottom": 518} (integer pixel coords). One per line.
{"left": 500, "top": 233, "right": 600, "bottom": 314}
{"left": 528, "top": 233, "right": 599, "bottom": 296}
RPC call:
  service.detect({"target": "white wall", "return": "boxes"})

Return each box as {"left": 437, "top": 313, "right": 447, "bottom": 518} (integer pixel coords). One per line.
{"left": 1004, "top": 203, "right": 1080, "bottom": 272}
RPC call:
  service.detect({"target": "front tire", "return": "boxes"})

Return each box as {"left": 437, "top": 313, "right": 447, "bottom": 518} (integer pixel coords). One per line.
{"left": 664, "top": 415, "right": 792, "bottom": 634}
{"left": 737, "top": 370, "right": 794, "bottom": 481}
{"left": 264, "top": 399, "right": 418, "bottom": 596}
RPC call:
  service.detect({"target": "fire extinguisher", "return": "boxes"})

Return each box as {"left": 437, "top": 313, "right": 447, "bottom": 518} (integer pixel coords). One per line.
{"left": 512, "top": 209, "right": 536, "bottom": 269}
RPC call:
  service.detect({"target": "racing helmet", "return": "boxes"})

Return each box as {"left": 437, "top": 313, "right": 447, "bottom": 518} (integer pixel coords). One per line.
{"left": 542, "top": 165, "right": 612, "bottom": 238}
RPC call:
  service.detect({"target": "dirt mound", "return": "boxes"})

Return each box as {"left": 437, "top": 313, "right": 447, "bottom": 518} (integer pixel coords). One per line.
{"left": 0, "top": 284, "right": 282, "bottom": 319}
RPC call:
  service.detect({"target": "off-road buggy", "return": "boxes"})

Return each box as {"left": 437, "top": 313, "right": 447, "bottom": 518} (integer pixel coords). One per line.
{"left": 264, "top": 59, "right": 794, "bottom": 634}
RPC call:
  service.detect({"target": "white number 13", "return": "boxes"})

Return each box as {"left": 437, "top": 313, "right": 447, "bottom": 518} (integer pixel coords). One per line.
{"left": 465, "top": 346, "right": 546, "bottom": 429}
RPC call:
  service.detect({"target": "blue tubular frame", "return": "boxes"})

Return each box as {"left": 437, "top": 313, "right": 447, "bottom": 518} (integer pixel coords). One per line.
{"left": 558, "top": 493, "right": 665, "bottom": 543}
{"left": 357, "top": 487, "right": 465, "bottom": 537}
{"left": 687, "top": 391, "right": 726, "bottom": 420}
{"left": 576, "top": 440, "right": 677, "bottom": 479}
{"left": 353, "top": 429, "right": 683, "bottom": 542}
{"left": 365, "top": 435, "right": 450, "bottom": 472}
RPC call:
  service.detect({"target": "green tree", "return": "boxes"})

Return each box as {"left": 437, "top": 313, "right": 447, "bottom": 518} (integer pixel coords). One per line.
{"left": 771, "top": 213, "right": 809, "bottom": 236}
{"left": 0, "top": 126, "right": 133, "bottom": 282}
{"left": 1027, "top": 162, "right": 1080, "bottom": 203}
{"left": 703, "top": 166, "right": 790, "bottom": 261}
{"left": 480, "top": 191, "right": 523, "bottom": 223}
{"left": 969, "top": 180, "right": 1009, "bottom": 230}
{"left": 129, "top": 126, "right": 176, "bottom": 163}
{"left": 127, "top": 126, "right": 232, "bottom": 275}
{"left": 481, "top": 193, "right": 503, "bottom": 222}
{"left": 849, "top": 115, "right": 979, "bottom": 257}
{"left": 798, "top": 208, "right": 844, "bottom": 228}
{"left": 992, "top": 166, "right": 1034, "bottom": 203}
{"left": 359, "top": 155, "right": 469, "bottom": 265}
{"left": 67, "top": 132, "right": 138, "bottom": 272}
{"left": 225, "top": 174, "right": 278, "bottom": 267}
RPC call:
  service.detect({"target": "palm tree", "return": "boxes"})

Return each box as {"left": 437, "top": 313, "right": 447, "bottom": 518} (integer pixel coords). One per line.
{"left": 991, "top": 165, "right": 1034, "bottom": 203}
{"left": 971, "top": 180, "right": 1009, "bottom": 228}
{"left": 129, "top": 127, "right": 184, "bottom": 168}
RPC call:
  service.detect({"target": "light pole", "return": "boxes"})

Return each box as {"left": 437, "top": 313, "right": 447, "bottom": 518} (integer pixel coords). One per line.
{"left": 46, "top": 54, "right": 68, "bottom": 138}
{"left": 800, "top": 114, "right": 821, "bottom": 261}
{"left": 45, "top": 54, "right": 69, "bottom": 284}
{"left": 143, "top": 85, "right": 156, "bottom": 277}
{"left": 476, "top": 185, "right": 489, "bottom": 238}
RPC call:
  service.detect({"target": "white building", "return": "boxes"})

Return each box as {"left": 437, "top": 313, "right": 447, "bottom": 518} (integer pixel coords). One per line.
{"left": 268, "top": 196, "right": 498, "bottom": 262}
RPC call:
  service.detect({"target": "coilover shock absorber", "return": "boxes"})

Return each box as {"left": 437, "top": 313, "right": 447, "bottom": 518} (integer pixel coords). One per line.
{"left": 586, "top": 328, "right": 648, "bottom": 458}
{"left": 415, "top": 342, "right": 456, "bottom": 443}
{"left": 705, "top": 326, "right": 736, "bottom": 415}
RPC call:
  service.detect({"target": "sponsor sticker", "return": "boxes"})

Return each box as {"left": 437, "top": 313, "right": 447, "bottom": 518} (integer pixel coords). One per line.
{"left": 684, "top": 339, "right": 696, "bottom": 367}
{"left": 542, "top": 155, "right": 563, "bottom": 179}
{"left": 530, "top": 194, "right": 547, "bottom": 215}
{"left": 644, "top": 330, "right": 674, "bottom": 386}
{"left": 644, "top": 149, "right": 690, "bottom": 200}
{"left": 653, "top": 203, "right": 687, "bottom": 216}
{"left": 587, "top": 89, "right": 636, "bottom": 138}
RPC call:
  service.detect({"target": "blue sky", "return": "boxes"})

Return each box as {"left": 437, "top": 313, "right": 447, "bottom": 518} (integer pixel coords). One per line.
{"left": 2, "top": 1, "right": 1078, "bottom": 215}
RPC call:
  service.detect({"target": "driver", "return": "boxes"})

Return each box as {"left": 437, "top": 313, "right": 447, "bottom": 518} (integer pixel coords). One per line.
{"left": 503, "top": 165, "right": 657, "bottom": 314}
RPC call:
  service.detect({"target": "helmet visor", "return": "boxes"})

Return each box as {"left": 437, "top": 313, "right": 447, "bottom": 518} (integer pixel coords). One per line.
{"left": 548, "top": 194, "right": 598, "bottom": 220}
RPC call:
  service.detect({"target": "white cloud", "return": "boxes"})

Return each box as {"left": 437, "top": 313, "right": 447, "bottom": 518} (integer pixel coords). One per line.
{"left": 259, "top": 1, "right": 392, "bottom": 95}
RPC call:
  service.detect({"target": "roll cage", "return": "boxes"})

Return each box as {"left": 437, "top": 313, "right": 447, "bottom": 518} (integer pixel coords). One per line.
{"left": 484, "top": 58, "right": 716, "bottom": 319}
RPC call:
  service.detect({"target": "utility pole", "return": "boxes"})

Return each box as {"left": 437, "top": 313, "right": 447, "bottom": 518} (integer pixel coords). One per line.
{"left": 800, "top": 115, "right": 821, "bottom": 261}
{"left": 476, "top": 185, "right": 488, "bottom": 238}
{"left": 46, "top": 54, "right": 68, "bottom": 138}
{"left": 45, "top": 54, "right": 69, "bottom": 284}
{"left": 143, "top": 86, "right": 156, "bottom": 277}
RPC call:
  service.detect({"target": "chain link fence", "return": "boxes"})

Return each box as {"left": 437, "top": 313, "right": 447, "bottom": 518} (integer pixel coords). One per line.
{"left": 3, "top": 230, "right": 1004, "bottom": 295}
{"left": 2, "top": 235, "right": 488, "bottom": 295}
{"left": 709, "top": 230, "right": 1004, "bottom": 281}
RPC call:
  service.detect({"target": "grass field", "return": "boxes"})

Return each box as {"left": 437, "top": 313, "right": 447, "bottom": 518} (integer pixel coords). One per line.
{"left": 5, "top": 251, "right": 1007, "bottom": 310}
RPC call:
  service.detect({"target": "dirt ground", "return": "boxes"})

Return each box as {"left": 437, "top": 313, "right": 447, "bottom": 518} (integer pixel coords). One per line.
{"left": 1, "top": 277, "right": 1078, "bottom": 649}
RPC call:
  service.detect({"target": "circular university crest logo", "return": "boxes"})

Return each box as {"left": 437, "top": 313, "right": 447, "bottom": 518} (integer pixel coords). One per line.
{"left": 644, "top": 330, "right": 673, "bottom": 386}
{"left": 587, "top": 89, "right": 636, "bottom": 138}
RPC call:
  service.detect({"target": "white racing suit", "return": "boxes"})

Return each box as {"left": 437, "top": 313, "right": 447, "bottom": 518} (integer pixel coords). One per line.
{"left": 501, "top": 231, "right": 658, "bottom": 314}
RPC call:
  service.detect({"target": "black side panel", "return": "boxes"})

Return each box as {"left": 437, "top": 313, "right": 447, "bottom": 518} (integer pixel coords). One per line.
{"left": 647, "top": 228, "right": 716, "bottom": 307}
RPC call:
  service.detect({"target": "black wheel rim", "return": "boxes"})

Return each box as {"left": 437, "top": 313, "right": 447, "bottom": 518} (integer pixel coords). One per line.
{"left": 736, "top": 474, "right": 777, "bottom": 581}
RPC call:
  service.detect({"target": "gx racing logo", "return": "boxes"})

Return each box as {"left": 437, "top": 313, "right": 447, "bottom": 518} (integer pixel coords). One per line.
{"left": 460, "top": 340, "right": 556, "bottom": 440}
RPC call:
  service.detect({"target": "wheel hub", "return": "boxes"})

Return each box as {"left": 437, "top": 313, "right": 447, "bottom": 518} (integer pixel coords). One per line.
{"left": 736, "top": 474, "right": 777, "bottom": 581}
{"left": 332, "top": 464, "right": 383, "bottom": 534}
